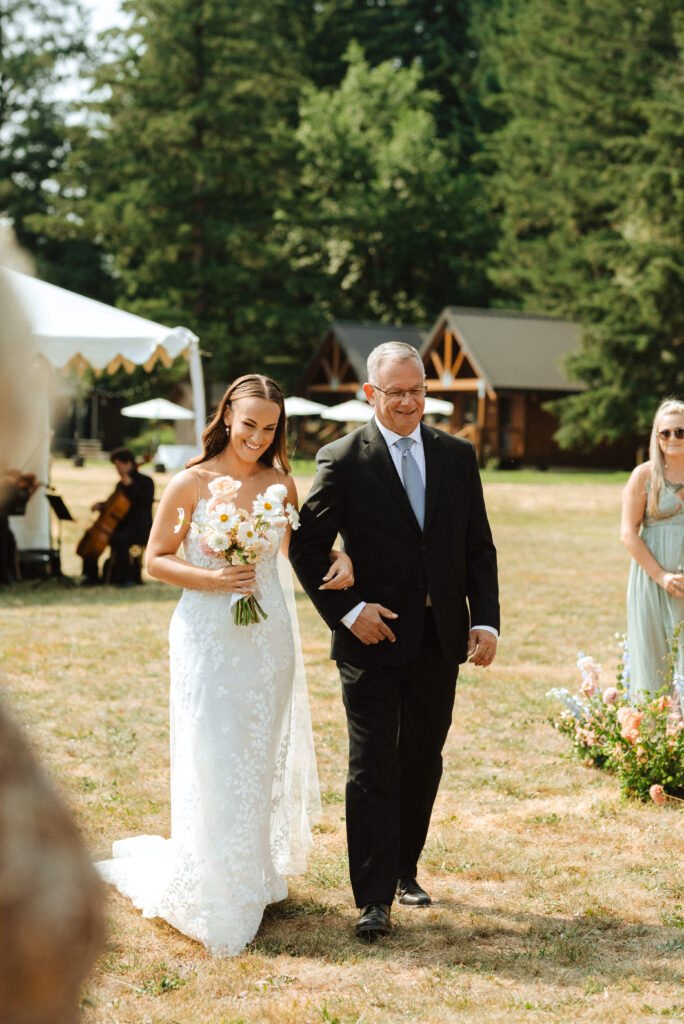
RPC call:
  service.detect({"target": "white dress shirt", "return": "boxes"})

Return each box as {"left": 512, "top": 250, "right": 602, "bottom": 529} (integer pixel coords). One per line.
{"left": 341, "top": 417, "right": 497, "bottom": 637}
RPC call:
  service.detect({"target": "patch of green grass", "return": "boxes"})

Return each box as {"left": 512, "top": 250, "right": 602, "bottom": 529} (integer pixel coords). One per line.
{"left": 141, "top": 964, "right": 188, "bottom": 996}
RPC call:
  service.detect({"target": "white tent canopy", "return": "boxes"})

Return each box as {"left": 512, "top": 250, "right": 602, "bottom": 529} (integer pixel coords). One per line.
{"left": 6, "top": 268, "right": 199, "bottom": 375}
{"left": 3, "top": 268, "right": 206, "bottom": 551}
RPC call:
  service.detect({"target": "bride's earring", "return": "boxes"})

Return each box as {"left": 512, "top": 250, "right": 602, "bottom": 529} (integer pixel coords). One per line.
{"left": 225, "top": 424, "right": 230, "bottom": 440}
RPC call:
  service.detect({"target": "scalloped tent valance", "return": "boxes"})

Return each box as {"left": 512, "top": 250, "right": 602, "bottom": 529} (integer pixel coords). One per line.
{"left": 3, "top": 268, "right": 206, "bottom": 551}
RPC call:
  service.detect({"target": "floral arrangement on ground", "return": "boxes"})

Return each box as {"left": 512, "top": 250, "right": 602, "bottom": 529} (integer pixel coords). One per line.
{"left": 548, "top": 633, "right": 684, "bottom": 805}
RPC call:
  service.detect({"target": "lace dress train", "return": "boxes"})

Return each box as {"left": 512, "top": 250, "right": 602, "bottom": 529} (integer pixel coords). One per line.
{"left": 97, "top": 503, "right": 320, "bottom": 955}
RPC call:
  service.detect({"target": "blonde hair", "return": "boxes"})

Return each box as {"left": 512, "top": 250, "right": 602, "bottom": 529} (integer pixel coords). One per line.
{"left": 647, "top": 397, "right": 684, "bottom": 519}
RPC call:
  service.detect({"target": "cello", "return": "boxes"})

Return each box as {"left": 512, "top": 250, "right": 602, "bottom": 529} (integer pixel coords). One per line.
{"left": 76, "top": 456, "right": 152, "bottom": 562}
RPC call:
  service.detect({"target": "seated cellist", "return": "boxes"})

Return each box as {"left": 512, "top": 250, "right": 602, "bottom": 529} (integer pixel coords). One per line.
{"left": 81, "top": 448, "right": 154, "bottom": 587}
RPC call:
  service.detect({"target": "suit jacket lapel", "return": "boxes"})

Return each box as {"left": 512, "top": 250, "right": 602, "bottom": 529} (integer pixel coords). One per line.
{"left": 361, "top": 420, "right": 420, "bottom": 531}
{"left": 421, "top": 423, "right": 442, "bottom": 533}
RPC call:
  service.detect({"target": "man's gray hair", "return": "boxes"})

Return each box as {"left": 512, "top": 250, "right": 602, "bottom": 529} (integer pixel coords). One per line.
{"left": 367, "top": 341, "right": 424, "bottom": 384}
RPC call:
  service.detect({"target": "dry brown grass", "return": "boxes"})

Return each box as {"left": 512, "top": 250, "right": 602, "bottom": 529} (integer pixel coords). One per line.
{"left": 1, "top": 462, "right": 683, "bottom": 1024}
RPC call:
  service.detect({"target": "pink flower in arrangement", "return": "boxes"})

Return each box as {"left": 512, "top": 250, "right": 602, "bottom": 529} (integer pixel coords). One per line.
{"left": 577, "top": 728, "right": 597, "bottom": 747}
{"left": 208, "top": 475, "right": 242, "bottom": 503}
{"left": 653, "top": 695, "right": 673, "bottom": 713}
{"left": 650, "top": 784, "right": 667, "bottom": 805}
{"left": 665, "top": 718, "right": 684, "bottom": 749}
{"left": 581, "top": 678, "right": 598, "bottom": 697}
{"left": 617, "top": 708, "right": 643, "bottom": 743}
{"left": 602, "top": 687, "right": 620, "bottom": 706}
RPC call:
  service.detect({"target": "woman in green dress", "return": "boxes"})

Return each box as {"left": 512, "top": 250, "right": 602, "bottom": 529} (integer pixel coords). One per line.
{"left": 621, "top": 399, "right": 684, "bottom": 706}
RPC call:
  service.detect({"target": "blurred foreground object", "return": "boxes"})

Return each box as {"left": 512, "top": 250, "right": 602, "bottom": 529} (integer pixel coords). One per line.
{"left": 0, "top": 226, "right": 104, "bottom": 1021}
{"left": 0, "top": 702, "right": 104, "bottom": 1024}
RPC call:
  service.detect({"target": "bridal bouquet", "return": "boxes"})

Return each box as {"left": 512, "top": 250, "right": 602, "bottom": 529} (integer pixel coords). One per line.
{"left": 175, "top": 475, "right": 299, "bottom": 625}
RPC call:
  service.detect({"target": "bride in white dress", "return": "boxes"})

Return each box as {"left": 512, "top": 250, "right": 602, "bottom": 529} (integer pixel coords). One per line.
{"left": 97, "top": 374, "right": 353, "bottom": 955}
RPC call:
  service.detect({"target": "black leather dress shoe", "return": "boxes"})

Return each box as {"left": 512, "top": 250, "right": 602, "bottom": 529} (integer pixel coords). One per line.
{"left": 356, "top": 902, "right": 392, "bottom": 940}
{"left": 396, "top": 878, "right": 432, "bottom": 907}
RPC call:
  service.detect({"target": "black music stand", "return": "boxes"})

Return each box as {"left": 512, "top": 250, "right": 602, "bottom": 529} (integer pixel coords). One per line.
{"left": 26, "top": 492, "right": 77, "bottom": 587}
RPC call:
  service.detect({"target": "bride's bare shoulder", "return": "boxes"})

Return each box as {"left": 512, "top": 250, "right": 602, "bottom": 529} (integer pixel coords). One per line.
{"left": 161, "top": 467, "right": 203, "bottom": 504}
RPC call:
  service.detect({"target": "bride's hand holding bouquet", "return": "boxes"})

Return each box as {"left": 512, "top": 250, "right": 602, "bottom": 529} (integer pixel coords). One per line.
{"left": 175, "top": 474, "right": 299, "bottom": 625}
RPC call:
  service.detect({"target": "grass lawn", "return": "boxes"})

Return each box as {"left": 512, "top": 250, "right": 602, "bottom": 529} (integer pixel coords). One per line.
{"left": 1, "top": 460, "right": 682, "bottom": 1024}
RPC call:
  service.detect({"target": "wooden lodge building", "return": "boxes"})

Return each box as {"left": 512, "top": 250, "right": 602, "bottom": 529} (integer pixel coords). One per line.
{"left": 298, "top": 308, "right": 636, "bottom": 468}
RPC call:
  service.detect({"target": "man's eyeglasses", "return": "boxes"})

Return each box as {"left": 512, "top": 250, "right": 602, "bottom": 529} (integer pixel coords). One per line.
{"left": 371, "top": 384, "right": 428, "bottom": 401}
{"left": 658, "top": 428, "right": 684, "bottom": 440}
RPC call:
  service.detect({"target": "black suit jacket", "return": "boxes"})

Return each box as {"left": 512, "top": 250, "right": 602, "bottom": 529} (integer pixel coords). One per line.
{"left": 289, "top": 420, "right": 499, "bottom": 668}
{"left": 114, "top": 470, "right": 154, "bottom": 544}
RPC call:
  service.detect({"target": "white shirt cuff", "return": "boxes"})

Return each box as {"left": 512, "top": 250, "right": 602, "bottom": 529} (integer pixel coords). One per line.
{"left": 341, "top": 601, "right": 366, "bottom": 629}
{"left": 470, "top": 624, "right": 498, "bottom": 637}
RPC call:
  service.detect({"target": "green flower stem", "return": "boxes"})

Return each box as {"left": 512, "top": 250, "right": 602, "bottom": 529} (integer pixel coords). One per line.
{"left": 233, "top": 594, "right": 268, "bottom": 626}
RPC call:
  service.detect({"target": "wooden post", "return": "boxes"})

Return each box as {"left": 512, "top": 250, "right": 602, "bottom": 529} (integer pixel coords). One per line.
{"left": 476, "top": 379, "right": 487, "bottom": 464}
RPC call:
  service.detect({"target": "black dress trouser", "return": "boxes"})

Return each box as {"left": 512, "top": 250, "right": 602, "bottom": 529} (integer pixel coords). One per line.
{"left": 338, "top": 608, "right": 458, "bottom": 908}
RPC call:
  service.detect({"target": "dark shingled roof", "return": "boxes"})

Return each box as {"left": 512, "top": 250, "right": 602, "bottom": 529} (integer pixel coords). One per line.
{"left": 428, "top": 308, "right": 583, "bottom": 392}
{"left": 329, "top": 320, "right": 427, "bottom": 383}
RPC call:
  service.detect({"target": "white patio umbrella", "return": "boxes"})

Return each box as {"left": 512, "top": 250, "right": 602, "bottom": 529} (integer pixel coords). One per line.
{"left": 320, "top": 399, "right": 373, "bottom": 423}
{"left": 284, "top": 396, "right": 328, "bottom": 417}
{"left": 121, "top": 397, "right": 195, "bottom": 420}
{"left": 424, "top": 396, "right": 454, "bottom": 416}
{"left": 322, "top": 396, "right": 454, "bottom": 423}
{"left": 121, "top": 398, "right": 196, "bottom": 469}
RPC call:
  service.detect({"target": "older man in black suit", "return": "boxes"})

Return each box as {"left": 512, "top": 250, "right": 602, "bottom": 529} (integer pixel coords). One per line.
{"left": 289, "top": 341, "right": 499, "bottom": 941}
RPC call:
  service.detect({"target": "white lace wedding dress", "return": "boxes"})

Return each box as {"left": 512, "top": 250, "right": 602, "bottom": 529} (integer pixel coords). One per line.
{"left": 97, "top": 502, "right": 320, "bottom": 955}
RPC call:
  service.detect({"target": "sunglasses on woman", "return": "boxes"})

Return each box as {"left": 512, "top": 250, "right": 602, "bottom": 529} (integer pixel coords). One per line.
{"left": 658, "top": 428, "right": 684, "bottom": 439}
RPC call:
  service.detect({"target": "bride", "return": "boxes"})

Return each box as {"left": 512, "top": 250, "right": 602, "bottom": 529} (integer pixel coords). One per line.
{"left": 97, "top": 374, "right": 352, "bottom": 955}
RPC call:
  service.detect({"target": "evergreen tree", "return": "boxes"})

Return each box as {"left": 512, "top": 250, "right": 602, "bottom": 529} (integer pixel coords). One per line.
{"left": 551, "top": 17, "right": 684, "bottom": 445}
{"left": 308, "top": 0, "right": 498, "bottom": 146}
{"left": 482, "top": 0, "right": 678, "bottom": 316}
{"left": 480, "top": 0, "right": 682, "bottom": 444}
{"left": 0, "top": 0, "right": 94, "bottom": 285}
{"left": 278, "top": 44, "right": 493, "bottom": 329}
{"left": 62, "top": 0, "right": 306, "bottom": 383}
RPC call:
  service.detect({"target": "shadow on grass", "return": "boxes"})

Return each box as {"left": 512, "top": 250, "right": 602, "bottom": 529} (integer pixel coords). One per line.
{"left": 0, "top": 578, "right": 177, "bottom": 607}
{"left": 250, "top": 895, "right": 683, "bottom": 985}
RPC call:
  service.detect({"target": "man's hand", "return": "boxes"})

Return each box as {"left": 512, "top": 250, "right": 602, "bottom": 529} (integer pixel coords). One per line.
{"left": 467, "top": 628, "right": 497, "bottom": 667}
{"left": 350, "top": 603, "right": 398, "bottom": 645}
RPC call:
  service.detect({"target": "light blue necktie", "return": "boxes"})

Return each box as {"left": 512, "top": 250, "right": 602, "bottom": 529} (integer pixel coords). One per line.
{"left": 395, "top": 437, "right": 425, "bottom": 529}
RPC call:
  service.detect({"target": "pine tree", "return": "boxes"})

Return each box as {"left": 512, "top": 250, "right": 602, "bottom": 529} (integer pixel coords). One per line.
{"left": 551, "top": 16, "right": 684, "bottom": 445}
{"left": 482, "top": 0, "right": 678, "bottom": 317}
{"left": 62, "top": 0, "right": 306, "bottom": 382}
{"left": 0, "top": 0, "right": 93, "bottom": 285}
{"left": 307, "top": 0, "right": 498, "bottom": 146}
{"left": 480, "top": 0, "right": 683, "bottom": 444}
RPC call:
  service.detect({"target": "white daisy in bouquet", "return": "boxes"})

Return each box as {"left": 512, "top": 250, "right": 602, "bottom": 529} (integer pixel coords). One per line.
{"left": 175, "top": 475, "right": 299, "bottom": 625}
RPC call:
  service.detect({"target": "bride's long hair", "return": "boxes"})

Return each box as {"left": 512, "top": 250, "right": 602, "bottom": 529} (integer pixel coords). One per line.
{"left": 187, "top": 374, "right": 290, "bottom": 472}
{"left": 647, "top": 397, "right": 684, "bottom": 520}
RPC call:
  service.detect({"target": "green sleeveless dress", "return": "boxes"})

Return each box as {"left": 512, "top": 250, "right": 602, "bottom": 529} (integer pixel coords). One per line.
{"left": 626, "top": 480, "right": 684, "bottom": 701}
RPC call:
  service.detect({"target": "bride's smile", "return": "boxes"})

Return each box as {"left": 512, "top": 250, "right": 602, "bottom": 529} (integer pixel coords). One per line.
{"left": 224, "top": 396, "right": 280, "bottom": 466}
